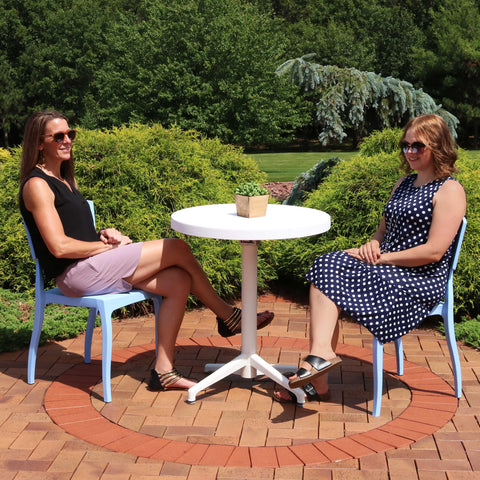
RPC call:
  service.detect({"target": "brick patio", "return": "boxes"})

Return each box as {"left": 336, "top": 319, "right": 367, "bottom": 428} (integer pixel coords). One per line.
{"left": 1, "top": 292, "right": 479, "bottom": 479}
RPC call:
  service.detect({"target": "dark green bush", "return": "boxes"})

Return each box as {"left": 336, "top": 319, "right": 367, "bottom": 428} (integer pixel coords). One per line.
{"left": 438, "top": 316, "right": 480, "bottom": 350}
{"left": 0, "top": 124, "right": 274, "bottom": 300}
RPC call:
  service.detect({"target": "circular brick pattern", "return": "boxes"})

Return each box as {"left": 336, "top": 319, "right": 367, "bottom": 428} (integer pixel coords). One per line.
{"left": 44, "top": 337, "right": 458, "bottom": 467}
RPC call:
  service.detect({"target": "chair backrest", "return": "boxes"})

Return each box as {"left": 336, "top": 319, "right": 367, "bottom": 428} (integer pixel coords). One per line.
{"left": 450, "top": 217, "right": 467, "bottom": 274}
{"left": 23, "top": 217, "right": 38, "bottom": 261}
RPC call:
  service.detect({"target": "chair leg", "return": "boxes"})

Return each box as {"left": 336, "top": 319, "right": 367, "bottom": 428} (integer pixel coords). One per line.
{"left": 27, "top": 300, "right": 46, "bottom": 385}
{"left": 372, "top": 338, "right": 383, "bottom": 417}
{"left": 98, "top": 305, "right": 114, "bottom": 403}
{"left": 84, "top": 308, "right": 98, "bottom": 364}
{"left": 444, "top": 308, "right": 462, "bottom": 398}
{"left": 395, "top": 337, "right": 404, "bottom": 376}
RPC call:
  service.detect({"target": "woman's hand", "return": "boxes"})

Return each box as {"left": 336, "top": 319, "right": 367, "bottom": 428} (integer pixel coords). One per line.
{"left": 99, "top": 228, "right": 132, "bottom": 246}
{"left": 345, "top": 239, "right": 382, "bottom": 264}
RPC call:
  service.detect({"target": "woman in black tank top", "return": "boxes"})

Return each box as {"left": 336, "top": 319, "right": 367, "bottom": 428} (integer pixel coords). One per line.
{"left": 19, "top": 110, "right": 274, "bottom": 393}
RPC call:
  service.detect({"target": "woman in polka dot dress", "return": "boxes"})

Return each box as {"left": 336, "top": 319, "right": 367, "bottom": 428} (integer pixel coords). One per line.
{"left": 274, "top": 114, "right": 466, "bottom": 403}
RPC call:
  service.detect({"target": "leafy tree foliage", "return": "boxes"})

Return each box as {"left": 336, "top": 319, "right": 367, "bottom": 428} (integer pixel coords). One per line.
{"left": 276, "top": 54, "right": 459, "bottom": 145}
{"left": 3, "top": 0, "right": 480, "bottom": 147}
{"left": 410, "top": 0, "right": 480, "bottom": 146}
{"left": 266, "top": 0, "right": 425, "bottom": 79}
{"left": 0, "top": 0, "right": 307, "bottom": 147}
{"left": 89, "top": 0, "right": 308, "bottom": 145}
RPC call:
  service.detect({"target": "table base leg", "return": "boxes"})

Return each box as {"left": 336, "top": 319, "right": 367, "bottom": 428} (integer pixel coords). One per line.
{"left": 187, "top": 354, "right": 305, "bottom": 406}
{"left": 204, "top": 363, "right": 297, "bottom": 374}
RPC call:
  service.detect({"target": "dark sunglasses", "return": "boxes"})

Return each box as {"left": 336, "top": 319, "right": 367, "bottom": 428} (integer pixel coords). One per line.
{"left": 41, "top": 129, "right": 77, "bottom": 143}
{"left": 400, "top": 141, "right": 426, "bottom": 154}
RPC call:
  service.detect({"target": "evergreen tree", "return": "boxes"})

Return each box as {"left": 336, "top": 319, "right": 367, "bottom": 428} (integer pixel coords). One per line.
{"left": 276, "top": 54, "right": 459, "bottom": 145}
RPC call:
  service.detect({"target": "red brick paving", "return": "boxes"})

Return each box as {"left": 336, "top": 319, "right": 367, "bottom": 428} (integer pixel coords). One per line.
{"left": 0, "top": 293, "right": 479, "bottom": 479}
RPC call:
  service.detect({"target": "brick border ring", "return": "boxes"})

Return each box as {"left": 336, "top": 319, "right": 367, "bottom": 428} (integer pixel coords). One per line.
{"left": 44, "top": 338, "right": 458, "bottom": 467}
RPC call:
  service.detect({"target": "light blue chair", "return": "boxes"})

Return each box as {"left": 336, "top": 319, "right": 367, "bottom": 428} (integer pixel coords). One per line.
{"left": 23, "top": 201, "right": 162, "bottom": 402}
{"left": 372, "top": 217, "right": 467, "bottom": 416}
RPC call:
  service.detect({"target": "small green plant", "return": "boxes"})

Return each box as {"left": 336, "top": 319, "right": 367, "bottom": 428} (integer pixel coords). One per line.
{"left": 439, "top": 316, "right": 480, "bottom": 350}
{"left": 235, "top": 182, "right": 268, "bottom": 196}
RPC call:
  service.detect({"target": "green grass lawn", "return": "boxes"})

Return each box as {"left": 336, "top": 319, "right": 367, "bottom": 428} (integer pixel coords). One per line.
{"left": 250, "top": 149, "right": 480, "bottom": 182}
{"left": 249, "top": 151, "right": 359, "bottom": 182}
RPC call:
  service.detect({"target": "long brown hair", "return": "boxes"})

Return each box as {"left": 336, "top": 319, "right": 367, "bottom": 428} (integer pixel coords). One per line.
{"left": 399, "top": 114, "right": 458, "bottom": 179}
{"left": 19, "top": 110, "right": 75, "bottom": 188}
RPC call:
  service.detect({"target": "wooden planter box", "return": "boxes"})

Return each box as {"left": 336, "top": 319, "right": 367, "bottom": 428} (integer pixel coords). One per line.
{"left": 235, "top": 194, "right": 269, "bottom": 218}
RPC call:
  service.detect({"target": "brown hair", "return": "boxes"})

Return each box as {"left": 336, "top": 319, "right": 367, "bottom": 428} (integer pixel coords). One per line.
{"left": 19, "top": 110, "right": 75, "bottom": 188}
{"left": 399, "top": 114, "right": 457, "bottom": 179}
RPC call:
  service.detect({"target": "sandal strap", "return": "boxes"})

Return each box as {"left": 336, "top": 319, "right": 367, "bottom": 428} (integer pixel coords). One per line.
{"left": 222, "top": 306, "right": 242, "bottom": 333}
{"left": 158, "top": 368, "right": 184, "bottom": 388}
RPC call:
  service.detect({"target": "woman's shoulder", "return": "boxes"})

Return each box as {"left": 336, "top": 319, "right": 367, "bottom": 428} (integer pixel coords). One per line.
{"left": 22, "top": 172, "right": 50, "bottom": 193}
{"left": 439, "top": 176, "right": 465, "bottom": 193}
{"left": 434, "top": 177, "right": 466, "bottom": 212}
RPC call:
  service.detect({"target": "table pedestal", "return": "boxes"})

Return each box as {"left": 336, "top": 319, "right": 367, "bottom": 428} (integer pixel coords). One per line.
{"left": 187, "top": 240, "right": 305, "bottom": 405}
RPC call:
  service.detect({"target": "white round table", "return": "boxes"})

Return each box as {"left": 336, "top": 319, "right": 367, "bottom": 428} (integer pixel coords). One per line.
{"left": 171, "top": 203, "right": 331, "bottom": 404}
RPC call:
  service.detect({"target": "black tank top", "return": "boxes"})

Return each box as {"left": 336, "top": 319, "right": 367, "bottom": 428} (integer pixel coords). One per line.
{"left": 19, "top": 168, "right": 99, "bottom": 279}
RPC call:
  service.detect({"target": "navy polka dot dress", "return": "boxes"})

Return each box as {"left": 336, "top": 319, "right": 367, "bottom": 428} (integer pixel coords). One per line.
{"left": 306, "top": 174, "right": 458, "bottom": 344}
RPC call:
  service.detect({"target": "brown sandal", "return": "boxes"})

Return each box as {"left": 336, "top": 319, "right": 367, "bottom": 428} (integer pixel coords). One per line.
{"left": 216, "top": 307, "right": 274, "bottom": 337}
{"left": 148, "top": 368, "right": 188, "bottom": 391}
{"left": 288, "top": 355, "right": 342, "bottom": 389}
{"left": 273, "top": 372, "right": 330, "bottom": 404}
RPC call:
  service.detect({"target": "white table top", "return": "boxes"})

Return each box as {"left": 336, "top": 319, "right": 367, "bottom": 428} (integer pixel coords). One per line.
{"left": 171, "top": 203, "right": 330, "bottom": 241}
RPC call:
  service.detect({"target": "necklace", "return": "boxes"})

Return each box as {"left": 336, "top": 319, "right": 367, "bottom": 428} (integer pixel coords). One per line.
{"left": 36, "top": 165, "right": 71, "bottom": 189}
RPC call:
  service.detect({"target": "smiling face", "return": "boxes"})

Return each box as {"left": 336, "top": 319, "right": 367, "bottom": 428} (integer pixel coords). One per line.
{"left": 402, "top": 128, "right": 434, "bottom": 175}
{"left": 39, "top": 118, "right": 73, "bottom": 165}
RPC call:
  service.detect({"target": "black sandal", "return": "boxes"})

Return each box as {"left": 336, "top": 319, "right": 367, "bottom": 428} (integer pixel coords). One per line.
{"left": 148, "top": 368, "right": 188, "bottom": 391}
{"left": 216, "top": 307, "right": 274, "bottom": 337}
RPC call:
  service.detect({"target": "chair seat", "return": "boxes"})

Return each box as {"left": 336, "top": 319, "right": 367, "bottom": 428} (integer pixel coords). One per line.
{"left": 44, "top": 287, "right": 156, "bottom": 308}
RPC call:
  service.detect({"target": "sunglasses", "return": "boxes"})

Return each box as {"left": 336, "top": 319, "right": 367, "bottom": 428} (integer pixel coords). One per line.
{"left": 400, "top": 141, "right": 426, "bottom": 154}
{"left": 41, "top": 129, "right": 77, "bottom": 143}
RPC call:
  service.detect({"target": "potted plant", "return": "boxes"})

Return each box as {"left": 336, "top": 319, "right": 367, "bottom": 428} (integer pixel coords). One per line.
{"left": 234, "top": 182, "right": 269, "bottom": 218}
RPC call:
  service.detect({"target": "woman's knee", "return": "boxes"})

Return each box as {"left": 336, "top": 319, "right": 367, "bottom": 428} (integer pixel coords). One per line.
{"left": 161, "top": 267, "right": 192, "bottom": 296}
{"left": 164, "top": 238, "right": 192, "bottom": 257}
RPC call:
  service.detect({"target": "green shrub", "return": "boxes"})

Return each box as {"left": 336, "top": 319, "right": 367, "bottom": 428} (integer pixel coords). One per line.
{"left": 359, "top": 127, "right": 403, "bottom": 156}
{"left": 453, "top": 317, "right": 480, "bottom": 350}
{"left": 0, "top": 288, "right": 99, "bottom": 353}
{"left": 0, "top": 147, "right": 11, "bottom": 164}
{"left": 0, "top": 124, "right": 272, "bottom": 299}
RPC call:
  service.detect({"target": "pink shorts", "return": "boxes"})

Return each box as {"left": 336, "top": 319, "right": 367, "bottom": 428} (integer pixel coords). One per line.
{"left": 56, "top": 242, "right": 143, "bottom": 297}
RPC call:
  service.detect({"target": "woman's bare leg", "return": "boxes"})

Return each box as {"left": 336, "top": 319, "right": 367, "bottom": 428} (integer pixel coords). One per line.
{"left": 275, "top": 284, "right": 340, "bottom": 400}
{"left": 125, "top": 238, "right": 233, "bottom": 319}
{"left": 133, "top": 266, "right": 195, "bottom": 388}
{"left": 124, "top": 239, "right": 272, "bottom": 388}
{"left": 125, "top": 239, "right": 272, "bottom": 327}
{"left": 308, "top": 284, "right": 340, "bottom": 360}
